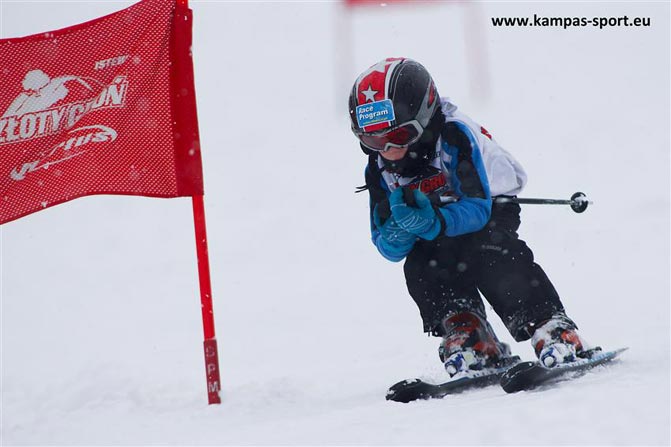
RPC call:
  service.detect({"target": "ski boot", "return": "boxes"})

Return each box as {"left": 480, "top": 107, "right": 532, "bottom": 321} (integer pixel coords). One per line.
{"left": 438, "top": 311, "right": 514, "bottom": 377}
{"left": 531, "top": 315, "right": 590, "bottom": 368}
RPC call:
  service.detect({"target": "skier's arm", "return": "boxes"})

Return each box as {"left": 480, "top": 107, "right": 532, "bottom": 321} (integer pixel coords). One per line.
{"left": 436, "top": 122, "right": 492, "bottom": 237}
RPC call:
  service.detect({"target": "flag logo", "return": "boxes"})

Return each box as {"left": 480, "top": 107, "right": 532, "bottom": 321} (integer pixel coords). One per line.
{"left": 1, "top": 70, "right": 130, "bottom": 181}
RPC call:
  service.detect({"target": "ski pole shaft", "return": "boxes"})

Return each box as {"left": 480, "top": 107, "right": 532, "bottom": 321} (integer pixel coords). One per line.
{"left": 495, "top": 197, "right": 573, "bottom": 205}
{"left": 439, "top": 192, "right": 591, "bottom": 213}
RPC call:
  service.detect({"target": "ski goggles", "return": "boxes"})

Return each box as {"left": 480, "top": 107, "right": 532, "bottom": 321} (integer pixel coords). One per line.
{"left": 353, "top": 120, "right": 424, "bottom": 152}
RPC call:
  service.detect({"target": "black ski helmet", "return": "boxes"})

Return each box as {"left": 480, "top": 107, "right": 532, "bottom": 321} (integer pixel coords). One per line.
{"left": 349, "top": 58, "right": 443, "bottom": 175}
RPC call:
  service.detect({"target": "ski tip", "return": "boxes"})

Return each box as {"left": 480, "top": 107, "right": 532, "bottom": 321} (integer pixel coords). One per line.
{"left": 605, "top": 347, "right": 629, "bottom": 360}
{"left": 388, "top": 378, "right": 420, "bottom": 390}
{"left": 588, "top": 347, "right": 629, "bottom": 360}
{"left": 386, "top": 378, "right": 423, "bottom": 403}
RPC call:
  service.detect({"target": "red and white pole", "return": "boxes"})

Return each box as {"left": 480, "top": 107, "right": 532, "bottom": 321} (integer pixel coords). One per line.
{"left": 192, "top": 195, "right": 221, "bottom": 404}
{"left": 178, "top": 0, "right": 221, "bottom": 405}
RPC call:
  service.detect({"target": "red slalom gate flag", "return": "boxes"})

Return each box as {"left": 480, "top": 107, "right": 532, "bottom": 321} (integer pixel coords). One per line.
{"left": 0, "top": 0, "right": 222, "bottom": 404}
{"left": 0, "top": 0, "right": 201, "bottom": 223}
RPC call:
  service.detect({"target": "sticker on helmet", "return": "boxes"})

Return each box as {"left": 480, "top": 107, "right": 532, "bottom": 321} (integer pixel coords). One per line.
{"left": 355, "top": 99, "right": 395, "bottom": 128}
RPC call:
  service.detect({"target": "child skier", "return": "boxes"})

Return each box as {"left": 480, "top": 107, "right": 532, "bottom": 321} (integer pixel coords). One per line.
{"left": 349, "top": 57, "right": 589, "bottom": 375}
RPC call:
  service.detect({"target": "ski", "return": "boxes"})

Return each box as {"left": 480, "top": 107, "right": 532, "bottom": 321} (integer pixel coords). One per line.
{"left": 386, "top": 356, "right": 520, "bottom": 403}
{"left": 500, "top": 347, "right": 628, "bottom": 393}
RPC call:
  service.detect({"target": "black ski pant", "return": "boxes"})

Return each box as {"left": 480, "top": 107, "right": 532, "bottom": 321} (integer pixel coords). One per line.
{"left": 403, "top": 199, "right": 570, "bottom": 341}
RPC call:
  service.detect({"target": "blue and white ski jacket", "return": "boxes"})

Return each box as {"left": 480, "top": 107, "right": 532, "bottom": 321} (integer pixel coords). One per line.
{"left": 368, "top": 98, "right": 527, "bottom": 262}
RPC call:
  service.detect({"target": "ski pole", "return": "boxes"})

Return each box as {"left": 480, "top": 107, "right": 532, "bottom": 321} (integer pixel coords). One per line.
{"left": 439, "top": 192, "right": 591, "bottom": 213}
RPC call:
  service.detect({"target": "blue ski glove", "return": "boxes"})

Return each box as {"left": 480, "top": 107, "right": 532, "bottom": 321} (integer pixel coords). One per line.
{"left": 374, "top": 203, "right": 417, "bottom": 245}
{"left": 389, "top": 187, "right": 441, "bottom": 240}
{"left": 373, "top": 202, "right": 416, "bottom": 262}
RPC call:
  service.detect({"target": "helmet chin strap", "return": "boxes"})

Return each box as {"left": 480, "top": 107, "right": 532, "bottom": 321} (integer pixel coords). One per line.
{"left": 381, "top": 108, "right": 445, "bottom": 177}
{"left": 381, "top": 144, "right": 433, "bottom": 176}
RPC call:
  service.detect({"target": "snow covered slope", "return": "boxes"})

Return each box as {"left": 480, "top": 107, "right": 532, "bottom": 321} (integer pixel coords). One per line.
{"left": 1, "top": 1, "right": 669, "bottom": 445}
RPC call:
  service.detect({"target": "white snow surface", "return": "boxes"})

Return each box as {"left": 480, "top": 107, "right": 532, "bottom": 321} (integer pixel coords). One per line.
{"left": 1, "top": 1, "right": 670, "bottom": 445}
